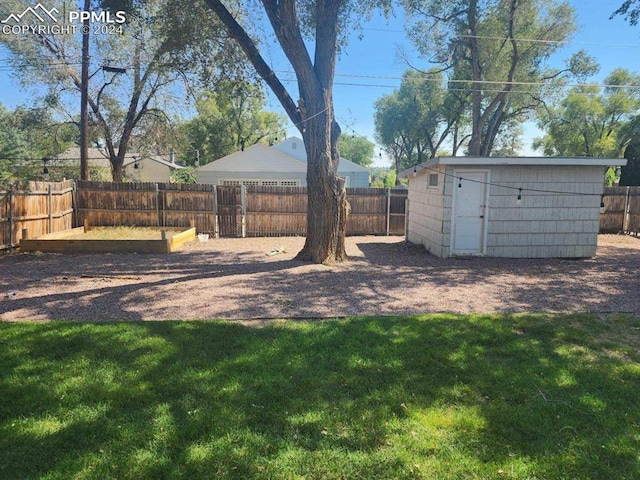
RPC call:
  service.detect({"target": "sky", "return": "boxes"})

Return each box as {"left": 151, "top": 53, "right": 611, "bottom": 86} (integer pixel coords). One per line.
{"left": 1, "top": 0, "right": 639, "bottom": 167}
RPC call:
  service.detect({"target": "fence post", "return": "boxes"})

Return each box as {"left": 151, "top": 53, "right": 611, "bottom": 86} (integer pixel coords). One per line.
{"left": 241, "top": 184, "right": 247, "bottom": 238}
{"left": 8, "top": 189, "right": 14, "bottom": 252}
{"left": 47, "top": 183, "right": 53, "bottom": 234}
{"left": 386, "top": 187, "right": 391, "bottom": 236}
{"left": 404, "top": 198, "right": 409, "bottom": 241}
{"left": 623, "top": 186, "right": 630, "bottom": 232}
{"left": 213, "top": 185, "right": 219, "bottom": 238}
{"left": 72, "top": 181, "right": 78, "bottom": 228}
{"left": 155, "top": 183, "right": 161, "bottom": 227}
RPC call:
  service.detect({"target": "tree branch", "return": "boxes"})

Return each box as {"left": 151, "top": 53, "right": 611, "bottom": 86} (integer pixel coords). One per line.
{"left": 202, "top": 0, "right": 301, "bottom": 125}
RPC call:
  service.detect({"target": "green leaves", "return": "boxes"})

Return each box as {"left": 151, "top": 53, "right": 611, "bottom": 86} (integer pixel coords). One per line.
{"left": 536, "top": 68, "right": 640, "bottom": 157}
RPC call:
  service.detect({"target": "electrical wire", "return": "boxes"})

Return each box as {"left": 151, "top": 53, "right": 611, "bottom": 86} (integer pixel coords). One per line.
{"left": 337, "top": 117, "right": 612, "bottom": 200}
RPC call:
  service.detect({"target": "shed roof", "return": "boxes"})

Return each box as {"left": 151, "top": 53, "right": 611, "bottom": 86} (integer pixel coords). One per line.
{"left": 273, "top": 136, "right": 371, "bottom": 173}
{"left": 399, "top": 156, "right": 627, "bottom": 178}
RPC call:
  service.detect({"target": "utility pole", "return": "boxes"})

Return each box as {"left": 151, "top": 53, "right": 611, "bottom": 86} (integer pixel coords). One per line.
{"left": 80, "top": 0, "right": 90, "bottom": 181}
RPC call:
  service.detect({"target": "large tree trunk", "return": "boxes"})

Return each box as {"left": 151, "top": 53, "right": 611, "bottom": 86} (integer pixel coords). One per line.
{"left": 296, "top": 111, "right": 349, "bottom": 263}
{"left": 203, "top": 0, "right": 348, "bottom": 264}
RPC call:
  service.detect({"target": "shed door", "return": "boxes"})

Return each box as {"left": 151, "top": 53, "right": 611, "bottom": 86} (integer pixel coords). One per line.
{"left": 451, "top": 170, "right": 488, "bottom": 255}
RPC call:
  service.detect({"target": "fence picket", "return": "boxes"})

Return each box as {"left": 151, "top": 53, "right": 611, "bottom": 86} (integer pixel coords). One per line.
{"left": 5, "top": 182, "right": 637, "bottom": 250}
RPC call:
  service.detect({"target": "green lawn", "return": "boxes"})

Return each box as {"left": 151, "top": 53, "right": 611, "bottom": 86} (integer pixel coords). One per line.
{"left": 1, "top": 315, "right": 639, "bottom": 480}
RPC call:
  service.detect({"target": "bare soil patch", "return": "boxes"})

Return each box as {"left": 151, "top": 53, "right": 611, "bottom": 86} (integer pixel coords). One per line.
{"left": 1, "top": 234, "right": 639, "bottom": 321}
{"left": 67, "top": 226, "right": 183, "bottom": 240}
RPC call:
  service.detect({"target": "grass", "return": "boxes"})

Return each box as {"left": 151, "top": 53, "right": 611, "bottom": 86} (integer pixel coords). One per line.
{"left": 1, "top": 314, "right": 639, "bottom": 480}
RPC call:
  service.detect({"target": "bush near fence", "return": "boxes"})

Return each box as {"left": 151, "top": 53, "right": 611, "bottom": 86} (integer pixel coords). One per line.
{"left": 3, "top": 181, "right": 639, "bottom": 251}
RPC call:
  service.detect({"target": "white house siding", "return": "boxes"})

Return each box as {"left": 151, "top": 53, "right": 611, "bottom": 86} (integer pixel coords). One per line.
{"left": 406, "top": 166, "right": 449, "bottom": 257}
{"left": 196, "top": 170, "right": 306, "bottom": 186}
{"left": 483, "top": 165, "right": 603, "bottom": 258}
{"left": 339, "top": 169, "right": 370, "bottom": 188}
{"left": 273, "top": 137, "right": 371, "bottom": 187}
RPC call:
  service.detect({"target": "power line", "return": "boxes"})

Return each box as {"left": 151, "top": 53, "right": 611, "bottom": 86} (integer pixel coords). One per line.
{"left": 456, "top": 34, "right": 640, "bottom": 49}
{"left": 276, "top": 69, "right": 640, "bottom": 92}
{"left": 360, "top": 27, "right": 640, "bottom": 49}
{"left": 335, "top": 117, "right": 611, "bottom": 202}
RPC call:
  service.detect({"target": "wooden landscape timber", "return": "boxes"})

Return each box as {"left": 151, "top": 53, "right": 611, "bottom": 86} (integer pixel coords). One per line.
{"left": 19, "top": 227, "right": 196, "bottom": 254}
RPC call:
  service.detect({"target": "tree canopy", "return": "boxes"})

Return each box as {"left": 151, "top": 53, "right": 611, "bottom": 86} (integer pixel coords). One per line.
{"left": 338, "top": 135, "right": 375, "bottom": 168}
{"left": 182, "top": 81, "right": 286, "bottom": 166}
{"left": 374, "top": 68, "right": 467, "bottom": 179}
{"left": 535, "top": 68, "right": 640, "bottom": 157}
{"left": 0, "top": 0, "right": 245, "bottom": 180}
{"left": 0, "top": 102, "right": 76, "bottom": 185}
{"left": 402, "top": 0, "right": 593, "bottom": 156}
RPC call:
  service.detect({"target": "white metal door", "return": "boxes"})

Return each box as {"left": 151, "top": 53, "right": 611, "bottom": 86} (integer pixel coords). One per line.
{"left": 451, "top": 171, "right": 488, "bottom": 255}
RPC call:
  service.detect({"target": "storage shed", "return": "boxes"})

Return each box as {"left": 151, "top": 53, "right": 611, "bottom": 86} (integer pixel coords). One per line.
{"left": 399, "top": 157, "right": 627, "bottom": 258}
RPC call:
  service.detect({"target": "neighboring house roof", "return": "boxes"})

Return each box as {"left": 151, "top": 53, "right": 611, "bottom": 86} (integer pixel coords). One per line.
{"left": 126, "top": 155, "right": 185, "bottom": 170}
{"left": 53, "top": 147, "right": 115, "bottom": 168}
{"left": 273, "top": 136, "right": 371, "bottom": 173}
{"left": 54, "top": 147, "right": 183, "bottom": 170}
{"left": 399, "top": 156, "right": 628, "bottom": 178}
{"left": 196, "top": 143, "right": 307, "bottom": 173}
{"left": 199, "top": 137, "right": 371, "bottom": 174}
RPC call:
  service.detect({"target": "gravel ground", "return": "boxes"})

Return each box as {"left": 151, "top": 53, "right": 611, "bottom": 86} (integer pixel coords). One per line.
{"left": 1, "top": 234, "right": 639, "bottom": 321}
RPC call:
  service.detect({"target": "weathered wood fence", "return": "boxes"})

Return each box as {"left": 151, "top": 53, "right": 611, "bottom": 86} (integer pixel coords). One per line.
{"left": 600, "top": 186, "right": 640, "bottom": 234}
{"left": 74, "top": 182, "right": 408, "bottom": 238}
{"left": 4, "top": 181, "right": 639, "bottom": 251}
{"left": 0, "top": 180, "right": 74, "bottom": 251}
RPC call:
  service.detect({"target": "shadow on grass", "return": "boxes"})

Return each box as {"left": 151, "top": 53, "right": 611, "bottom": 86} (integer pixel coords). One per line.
{"left": 1, "top": 315, "right": 639, "bottom": 479}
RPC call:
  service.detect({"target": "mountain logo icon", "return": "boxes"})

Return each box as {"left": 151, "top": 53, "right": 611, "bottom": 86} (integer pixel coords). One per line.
{"left": 1, "top": 3, "right": 59, "bottom": 24}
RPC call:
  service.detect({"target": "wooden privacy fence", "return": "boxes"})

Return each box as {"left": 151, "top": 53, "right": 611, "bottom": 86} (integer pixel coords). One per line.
{"left": 600, "top": 186, "right": 640, "bottom": 234}
{"left": 246, "top": 186, "right": 407, "bottom": 237}
{"left": 0, "top": 180, "right": 74, "bottom": 251}
{"left": 7, "top": 181, "right": 635, "bottom": 251}
{"left": 74, "top": 182, "right": 408, "bottom": 238}
{"left": 75, "top": 181, "right": 222, "bottom": 235}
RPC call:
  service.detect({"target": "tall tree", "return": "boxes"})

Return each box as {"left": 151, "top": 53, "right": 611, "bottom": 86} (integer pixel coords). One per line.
{"left": 0, "top": 0, "right": 244, "bottom": 181}
{"left": 535, "top": 69, "right": 640, "bottom": 157}
{"left": 338, "top": 136, "right": 375, "bottom": 167}
{"left": 0, "top": 102, "right": 76, "bottom": 185}
{"left": 620, "top": 140, "right": 640, "bottom": 185}
{"left": 182, "top": 80, "right": 286, "bottom": 165}
{"left": 202, "top": 0, "right": 390, "bottom": 264}
{"left": 374, "top": 68, "right": 468, "bottom": 181}
{"left": 403, "top": 0, "right": 592, "bottom": 156}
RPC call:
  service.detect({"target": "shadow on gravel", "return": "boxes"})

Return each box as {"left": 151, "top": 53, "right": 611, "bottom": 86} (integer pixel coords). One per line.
{"left": 1, "top": 237, "right": 639, "bottom": 320}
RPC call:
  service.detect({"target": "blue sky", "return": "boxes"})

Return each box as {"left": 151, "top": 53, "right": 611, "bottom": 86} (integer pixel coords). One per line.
{"left": 1, "top": 0, "right": 639, "bottom": 166}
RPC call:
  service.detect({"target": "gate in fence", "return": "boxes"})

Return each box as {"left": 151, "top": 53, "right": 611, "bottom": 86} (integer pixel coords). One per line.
{"left": 73, "top": 182, "right": 408, "bottom": 238}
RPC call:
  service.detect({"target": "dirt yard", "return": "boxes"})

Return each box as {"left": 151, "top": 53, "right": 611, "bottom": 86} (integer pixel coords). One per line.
{"left": 1, "top": 235, "right": 639, "bottom": 321}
